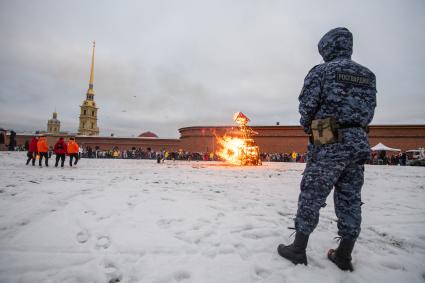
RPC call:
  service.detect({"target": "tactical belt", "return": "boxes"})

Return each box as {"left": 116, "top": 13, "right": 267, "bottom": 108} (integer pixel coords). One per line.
{"left": 310, "top": 120, "right": 369, "bottom": 145}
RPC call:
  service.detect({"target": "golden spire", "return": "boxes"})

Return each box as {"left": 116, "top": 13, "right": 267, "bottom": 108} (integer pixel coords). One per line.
{"left": 86, "top": 40, "right": 95, "bottom": 99}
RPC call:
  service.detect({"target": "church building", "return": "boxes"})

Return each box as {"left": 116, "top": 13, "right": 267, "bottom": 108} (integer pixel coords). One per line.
{"left": 78, "top": 41, "right": 99, "bottom": 136}
{"left": 47, "top": 111, "right": 60, "bottom": 134}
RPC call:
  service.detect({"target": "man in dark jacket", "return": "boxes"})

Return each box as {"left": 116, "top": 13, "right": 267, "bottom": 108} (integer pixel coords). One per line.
{"left": 0, "top": 129, "right": 5, "bottom": 151}
{"left": 8, "top": 130, "right": 16, "bottom": 151}
{"left": 277, "top": 27, "right": 376, "bottom": 271}
{"left": 54, "top": 137, "right": 67, "bottom": 168}
{"left": 26, "top": 136, "right": 38, "bottom": 166}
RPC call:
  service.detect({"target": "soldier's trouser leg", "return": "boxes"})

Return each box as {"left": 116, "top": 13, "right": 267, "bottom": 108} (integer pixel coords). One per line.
{"left": 334, "top": 163, "right": 364, "bottom": 239}
{"left": 295, "top": 160, "right": 346, "bottom": 235}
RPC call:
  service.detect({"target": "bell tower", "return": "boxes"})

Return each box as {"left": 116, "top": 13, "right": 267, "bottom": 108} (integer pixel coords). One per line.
{"left": 78, "top": 41, "right": 99, "bottom": 136}
{"left": 47, "top": 111, "right": 60, "bottom": 134}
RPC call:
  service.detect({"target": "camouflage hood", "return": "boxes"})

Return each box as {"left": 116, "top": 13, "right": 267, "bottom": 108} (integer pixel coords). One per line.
{"left": 318, "top": 27, "right": 353, "bottom": 62}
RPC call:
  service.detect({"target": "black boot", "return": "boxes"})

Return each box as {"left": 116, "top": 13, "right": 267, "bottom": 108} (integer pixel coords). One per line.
{"left": 328, "top": 238, "right": 355, "bottom": 271}
{"left": 277, "top": 232, "right": 309, "bottom": 265}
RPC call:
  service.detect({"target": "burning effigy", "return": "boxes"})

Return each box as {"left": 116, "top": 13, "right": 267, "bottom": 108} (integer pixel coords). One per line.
{"left": 216, "top": 112, "right": 262, "bottom": 166}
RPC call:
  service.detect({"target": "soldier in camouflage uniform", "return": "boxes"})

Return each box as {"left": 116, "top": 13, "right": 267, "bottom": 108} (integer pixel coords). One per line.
{"left": 277, "top": 27, "right": 377, "bottom": 271}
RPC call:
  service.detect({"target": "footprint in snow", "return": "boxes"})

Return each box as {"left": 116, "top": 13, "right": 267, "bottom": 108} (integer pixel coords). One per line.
{"left": 76, "top": 229, "right": 90, "bottom": 244}
{"left": 173, "top": 270, "right": 191, "bottom": 282}
{"left": 218, "top": 246, "right": 235, "bottom": 255}
{"left": 379, "top": 259, "right": 406, "bottom": 271}
{"left": 84, "top": 210, "right": 96, "bottom": 216}
{"left": 157, "top": 218, "right": 184, "bottom": 229}
{"left": 254, "top": 266, "right": 272, "bottom": 279}
{"left": 241, "top": 230, "right": 280, "bottom": 240}
{"left": 19, "top": 219, "right": 30, "bottom": 226}
{"left": 215, "top": 212, "right": 225, "bottom": 219}
{"left": 96, "top": 235, "right": 111, "bottom": 249}
{"left": 154, "top": 270, "right": 191, "bottom": 283}
{"left": 231, "top": 224, "right": 254, "bottom": 233}
{"left": 160, "top": 197, "right": 175, "bottom": 202}
{"left": 104, "top": 261, "right": 122, "bottom": 283}
{"left": 277, "top": 211, "right": 292, "bottom": 217}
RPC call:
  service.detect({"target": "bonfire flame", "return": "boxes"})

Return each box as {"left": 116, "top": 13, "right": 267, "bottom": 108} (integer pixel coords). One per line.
{"left": 216, "top": 112, "right": 262, "bottom": 166}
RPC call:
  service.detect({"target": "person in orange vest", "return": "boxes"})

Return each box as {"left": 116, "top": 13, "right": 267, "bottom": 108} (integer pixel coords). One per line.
{"left": 67, "top": 137, "right": 79, "bottom": 167}
{"left": 37, "top": 135, "right": 49, "bottom": 167}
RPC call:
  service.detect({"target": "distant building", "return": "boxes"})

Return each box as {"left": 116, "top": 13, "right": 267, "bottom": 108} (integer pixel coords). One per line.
{"left": 47, "top": 111, "right": 60, "bottom": 134}
{"left": 78, "top": 41, "right": 99, "bottom": 136}
{"left": 138, "top": 131, "right": 158, "bottom": 138}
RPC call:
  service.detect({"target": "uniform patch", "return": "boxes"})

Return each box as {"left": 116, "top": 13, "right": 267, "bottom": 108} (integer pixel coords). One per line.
{"left": 336, "top": 73, "right": 371, "bottom": 86}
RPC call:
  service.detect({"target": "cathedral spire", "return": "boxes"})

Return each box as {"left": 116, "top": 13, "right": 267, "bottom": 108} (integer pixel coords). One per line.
{"left": 79, "top": 40, "right": 99, "bottom": 136}
{"left": 86, "top": 41, "right": 95, "bottom": 100}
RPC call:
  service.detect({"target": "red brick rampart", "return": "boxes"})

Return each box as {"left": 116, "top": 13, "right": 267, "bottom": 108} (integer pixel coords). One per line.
{"left": 7, "top": 125, "right": 425, "bottom": 153}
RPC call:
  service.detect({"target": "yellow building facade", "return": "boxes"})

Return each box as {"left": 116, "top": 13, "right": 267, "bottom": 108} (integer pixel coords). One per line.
{"left": 78, "top": 41, "right": 99, "bottom": 136}
{"left": 47, "top": 111, "right": 60, "bottom": 134}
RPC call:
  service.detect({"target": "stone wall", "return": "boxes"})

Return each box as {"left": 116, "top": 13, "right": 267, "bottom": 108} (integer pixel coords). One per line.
{"left": 11, "top": 135, "right": 182, "bottom": 152}
{"left": 7, "top": 124, "right": 425, "bottom": 153}
{"left": 178, "top": 125, "right": 425, "bottom": 153}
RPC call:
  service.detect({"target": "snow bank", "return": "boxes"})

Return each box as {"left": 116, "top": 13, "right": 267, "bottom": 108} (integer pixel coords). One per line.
{"left": 0, "top": 152, "right": 424, "bottom": 282}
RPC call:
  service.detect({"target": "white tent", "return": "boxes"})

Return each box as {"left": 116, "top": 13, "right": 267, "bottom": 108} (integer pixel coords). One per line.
{"left": 371, "top": 142, "right": 401, "bottom": 152}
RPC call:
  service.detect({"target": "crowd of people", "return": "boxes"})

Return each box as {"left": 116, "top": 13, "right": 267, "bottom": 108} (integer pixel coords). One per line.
{"left": 50, "top": 145, "right": 417, "bottom": 166}
{"left": 76, "top": 146, "right": 308, "bottom": 163}
{"left": 368, "top": 150, "right": 407, "bottom": 165}
{"left": 79, "top": 146, "right": 211, "bottom": 161}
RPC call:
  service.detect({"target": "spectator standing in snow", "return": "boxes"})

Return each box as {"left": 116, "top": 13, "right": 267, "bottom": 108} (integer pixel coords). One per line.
{"left": 26, "top": 136, "right": 38, "bottom": 166}
{"left": 54, "top": 137, "right": 67, "bottom": 168}
{"left": 156, "top": 151, "right": 162, "bottom": 164}
{"left": 78, "top": 146, "right": 83, "bottom": 159}
{"left": 277, "top": 27, "right": 376, "bottom": 271}
{"left": 0, "top": 128, "right": 5, "bottom": 151}
{"left": 37, "top": 135, "right": 49, "bottom": 167}
{"left": 400, "top": 152, "right": 407, "bottom": 166}
{"left": 8, "top": 130, "right": 16, "bottom": 151}
{"left": 0, "top": 128, "right": 7, "bottom": 151}
{"left": 67, "top": 137, "right": 79, "bottom": 167}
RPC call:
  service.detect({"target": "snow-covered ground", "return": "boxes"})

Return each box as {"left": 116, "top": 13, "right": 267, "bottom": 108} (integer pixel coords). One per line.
{"left": 0, "top": 152, "right": 424, "bottom": 283}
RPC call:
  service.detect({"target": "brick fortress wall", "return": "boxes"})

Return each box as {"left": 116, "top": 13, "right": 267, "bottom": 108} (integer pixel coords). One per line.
{"left": 179, "top": 125, "right": 425, "bottom": 153}
{"left": 9, "top": 125, "right": 425, "bottom": 153}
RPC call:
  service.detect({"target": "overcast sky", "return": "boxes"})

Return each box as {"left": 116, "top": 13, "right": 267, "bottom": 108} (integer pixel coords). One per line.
{"left": 0, "top": 0, "right": 424, "bottom": 138}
